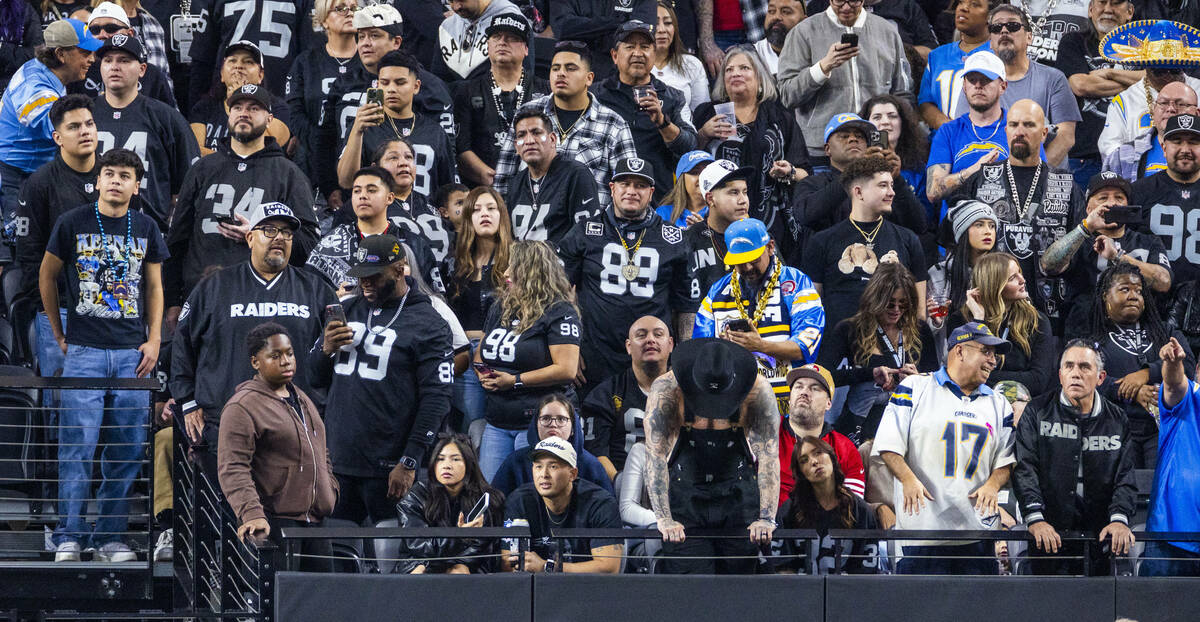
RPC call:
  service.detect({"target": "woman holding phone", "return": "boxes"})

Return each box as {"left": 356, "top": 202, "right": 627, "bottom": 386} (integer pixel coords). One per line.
{"left": 395, "top": 434, "right": 504, "bottom": 574}
{"left": 475, "top": 241, "right": 581, "bottom": 481}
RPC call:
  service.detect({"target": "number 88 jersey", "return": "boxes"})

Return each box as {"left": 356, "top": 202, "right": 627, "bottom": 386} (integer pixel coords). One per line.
{"left": 478, "top": 300, "right": 582, "bottom": 429}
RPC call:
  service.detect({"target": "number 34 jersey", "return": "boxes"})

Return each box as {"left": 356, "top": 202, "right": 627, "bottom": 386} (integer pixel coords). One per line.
{"left": 557, "top": 210, "right": 698, "bottom": 384}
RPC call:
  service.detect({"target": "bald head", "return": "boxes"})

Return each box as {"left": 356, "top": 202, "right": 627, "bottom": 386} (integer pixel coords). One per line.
{"left": 1155, "top": 82, "right": 1199, "bottom": 133}
{"left": 626, "top": 315, "right": 673, "bottom": 365}
{"left": 1007, "top": 99, "right": 1047, "bottom": 164}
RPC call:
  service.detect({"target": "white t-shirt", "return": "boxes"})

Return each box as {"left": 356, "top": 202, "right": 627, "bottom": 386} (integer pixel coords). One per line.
{"left": 1098, "top": 76, "right": 1200, "bottom": 157}
{"left": 754, "top": 38, "right": 780, "bottom": 76}
{"left": 652, "top": 54, "right": 711, "bottom": 112}
{"left": 872, "top": 369, "right": 1015, "bottom": 544}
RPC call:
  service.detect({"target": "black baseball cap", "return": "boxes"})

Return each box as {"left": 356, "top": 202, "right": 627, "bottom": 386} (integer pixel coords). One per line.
{"left": 612, "top": 156, "right": 655, "bottom": 185}
{"left": 613, "top": 19, "right": 654, "bottom": 47}
{"left": 348, "top": 234, "right": 405, "bottom": 278}
{"left": 486, "top": 13, "right": 530, "bottom": 39}
{"left": 1163, "top": 113, "right": 1200, "bottom": 141}
{"left": 226, "top": 83, "right": 271, "bottom": 112}
{"left": 224, "top": 40, "right": 264, "bottom": 65}
{"left": 1085, "top": 171, "right": 1132, "bottom": 203}
{"left": 96, "top": 32, "right": 146, "bottom": 62}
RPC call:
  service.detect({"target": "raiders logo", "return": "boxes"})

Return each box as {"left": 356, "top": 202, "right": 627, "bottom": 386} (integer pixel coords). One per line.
{"left": 586, "top": 221, "right": 604, "bottom": 236}
{"left": 616, "top": 0, "right": 633, "bottom": 10}
{"left": 1109, "top": 328, "right": 1151, "bottom": 355}
{"left": 662, "top": 224, "right": 682, "bottom": 244}
{"left": 1003, "top": 222, "right": 1035, "bottom": 259}
{"left": 977, "top": 181, "right": 1005, "bottom": 204}
{"left": 1182, "top": 115, "right": 1195, "bottom": 130}
{"left": 983, "top": 165, "right": 1003, "bottom": 182}
{"left": 112, "top": 33, "right": 129, "bottom": 46}
{"left": 355, "top": 246, "right": 368, "bottom": 262}
{"left": 627, "top": 158, "right": 646, "bottom": 172}
{"left": 178, "top": 301, "right": 190, "bottom": 322}
{"left": 241, "top": 84, "right": 258, "bottom": 94}
{"left": 85, "top": 183, "right": 94, "bottom": 193}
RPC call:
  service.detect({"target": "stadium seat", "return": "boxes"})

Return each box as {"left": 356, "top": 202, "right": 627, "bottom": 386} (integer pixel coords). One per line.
{"left": 372, "top": 518, "right": 401, "bottom": 574}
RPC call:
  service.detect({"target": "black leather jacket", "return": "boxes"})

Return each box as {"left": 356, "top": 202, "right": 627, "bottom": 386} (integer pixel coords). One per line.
{"left": 394, "top": 481, "right": 502, "bottom": 574}
{"left": 1013, "top": 392, "right": 1137, "bottom": 531}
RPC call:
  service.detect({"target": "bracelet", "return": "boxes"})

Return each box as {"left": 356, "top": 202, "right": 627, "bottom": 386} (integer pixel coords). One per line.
{"left": 1080, "top": 220, "right": 1092, "bottom": 236}
{"left": 658, "top": 118, "right": 671, "bottom": 129}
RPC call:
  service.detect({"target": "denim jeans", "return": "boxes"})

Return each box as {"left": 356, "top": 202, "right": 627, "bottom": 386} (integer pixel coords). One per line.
{"left": 36, "top": 310, "right": 68, "bottom": 421}
{"left": 53, "top": 345, "right": 148, "bottom": 547}
{"left": 452, "top": 339, "right": 487, "bottom": 430}
{"left": 1068, "top": 157, "right": 1102, "bottom": 191}
{"left": 478, "top": 424, "right": 529, "bottom": 482}
{"left": 1139, "top": 541, "right": 1200, "bottom": 576}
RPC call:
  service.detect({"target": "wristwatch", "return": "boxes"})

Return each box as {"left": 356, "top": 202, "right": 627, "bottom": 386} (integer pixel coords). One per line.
{"left": 399, "top": 456, "right": 419, "bottom": 471}
{"left": 542, "top": 558, "right": 556, "bottom": 573}
{"left": 513, "top": 373, "right": 525, "bottom": 389}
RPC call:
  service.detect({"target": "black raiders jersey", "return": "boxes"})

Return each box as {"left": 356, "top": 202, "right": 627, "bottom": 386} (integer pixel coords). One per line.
{"left": 1134, "top": 172, "right": 1200, "bottom": 286}
{"left": 582, "top": 367, "right": 648, "bottom": 471}
{"left": 504, "top": 155, "right": 600, "bottom": 244}
{"left": 557, "top": 209, "right": 697, "bottom": 384}
{"left": 684, "top": 220, "right": 730, "bottom": 301}
{"left": 92, "top": 94, "right": 199, "bottom": 230}
{"left": 186, "top": 0, "right": 317, "bottom": 100}
{"left": 389, "top": 193, "right": 455, "bottom": 266}
{"left": 349, "top": 113, "right": 458, "bottom": 199}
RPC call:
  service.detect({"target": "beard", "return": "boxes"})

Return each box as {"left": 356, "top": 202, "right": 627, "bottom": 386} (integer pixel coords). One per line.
{"left": 1011, "top": 142, "right": 1032, "bottom": 160}
{"left": 232, "top": 121, "right": 268, "bottom": 144}
{"left": 789, "top": 404, "right": 824, "bottom": 430}
{"left": 968, "top": 95, "right": 997, "bottom": 113}
{"left": 995, "top": 46, "right": 1018, "bottom": 64}
{"left": 766, "top": 22, "right": 788, "bottom": 48}
{"left": 262, "top": 250, "right": 287, "bottom": 270}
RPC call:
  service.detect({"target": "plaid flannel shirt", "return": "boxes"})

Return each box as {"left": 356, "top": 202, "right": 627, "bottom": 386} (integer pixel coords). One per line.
{"left": 133, "top": 9, "right": 173, "bottom": 84}
{"left": 494, "top": 93, "right": 636, "bottom": 209}
{"left": 741, "top": 0, "right": 768, "bottom": 42}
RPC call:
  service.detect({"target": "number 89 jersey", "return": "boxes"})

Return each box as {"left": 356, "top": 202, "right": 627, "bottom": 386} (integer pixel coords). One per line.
{"left": 478, "top": 301, "right": 582, "bottom": 429}
{"left": 557, "top": 210, "right": 697, "bottom": 384}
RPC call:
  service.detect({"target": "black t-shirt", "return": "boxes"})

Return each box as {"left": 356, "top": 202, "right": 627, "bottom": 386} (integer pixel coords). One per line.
{"left": 775, "top": 494, "right": 880, "bottom": 574}
{"left": 449, "top": 266, "right": 497, "bottom": 333}
{"left": 1134, "top": 172, "right": 1200, "bottom": 285}
{"left": 504, "top": 155, "right": 600, "bottom": 245}
{"left": 1063, "top": 227, "right": 1172, "bottom": 306}
{"left": 504, "top": 478, "right": 623, "bottom": 564}
{"left": 46, "top": 204, "right": 169, "bottom": 349}
{"left": 352, "top": 113, "right": 457, "bottom": 199}
{"left": 1052, "top": 30, "right": 1114, "bottom": 160}
{"left": 582, "top": 367, "right": 648, "bottom": 471}
{"left": 188, "top": 92, "right": 292, "bottom": 150}
{"left": 15, "top": 154, "right": 99, "bottom": 307}
{"left": 478, "top": 300, "right": 581, "bottom": 429}
{"left": 453, "top": 72, "right": 551, "bottom": 168}
{"left": 800, "top": 219, "right": 928, "bottom": 328}
{"left": 684, "top": 220, "right": 731, "bottom": 301}
{"left": 553, "top": 104, "right": 584, "bottom": 135}
{"left": 40, "top": 0, "right": 91, "bottom": 26}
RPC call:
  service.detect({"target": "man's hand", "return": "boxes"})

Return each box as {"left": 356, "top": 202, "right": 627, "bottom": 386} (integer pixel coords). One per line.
{"left": 216, "top": 213, "right": 251, "bottom": 241}
{"left": 873, "top": 366, "right": 898, "bottom": 391}
{"left": 1118, "top": 368, "right": 1150, "bottom": 400}
{"left": 136, "top": 340, "right": 160, "bottom": 378}
{"left": 968, "top": 482, "right": 1000, "bottom": 517}
{"left": 54, "top": 332, "right": 67, "bottom": 355}
{"left": 895, "top": 363, "right": 919, "bottom": 383}
{"left": 321, "top": 320, "right": 355, "bottom": 355}
{"left": 184, "top": 408, "right": 205, "bottom": 444}
{"left": 352, "top": 102, "right": 385, "bottom": 134}
{"left": 900, "top": 476, "right": 933, "bottom": 515}
{"left": 637, "top": 89, "right": 665, "bottom": 127}
{"left": 748, "top": 519, "right": 776, "bottom": 543}
{"left": 701, "top": 41, "right": 724, "bottom": 75}
{"left": 387, "top": 463, "right": 416, "bottom": 500}
{"left": 722, "top": 326, "right": 765, "bottom": 352}
{"left": 1027, "top": 520, "right": 1061, "bottom": 553}
{"left": 864, "top": 146, "right": 902, "bottom": 178}
{"left": 1100, "top": 521, "right": 1135, "bottom": 556}
{"left": 1162, "top": 336, "right": 1187, "bottom": 364}
{"left": 1084, "top": 203, "right": 1110, "bottom": 233}
{"left": 656, "top": 517, "right": 686, "bottom": 543}
{"left": 520, "top": 550, "right": 548, "bottom": 572}
{"left": 962, "top": 149, "right": 1000, "bottom": 180}
{"left": 237, "top": 517, "right": 270, "bottom": 541}
{"left": 876, "top": 504, "right": 896, "bottom": 529}
{"left": 1094, "top": 235, "right": 1119, "bottom": 261}
{"left": 818, "top": 41, "right": 858, "bottom": 75}
{"left": 160, "top": 398, "right": 176, "bottom": 423}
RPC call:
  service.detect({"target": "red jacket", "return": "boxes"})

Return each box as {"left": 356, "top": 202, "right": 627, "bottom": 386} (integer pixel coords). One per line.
{"left": 778, "top": 420, "right": 865, "bottom": 506}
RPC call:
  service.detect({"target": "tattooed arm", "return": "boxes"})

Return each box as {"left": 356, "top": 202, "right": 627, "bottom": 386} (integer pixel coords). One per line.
{"left": 1040, "top": 223, "right": 1090, "bottom": 276}
{"left": 744, "top": 376, "right": 781, "bottom": 543}
{"left": 644, "top": 372, "right": 685, "bottom": 542}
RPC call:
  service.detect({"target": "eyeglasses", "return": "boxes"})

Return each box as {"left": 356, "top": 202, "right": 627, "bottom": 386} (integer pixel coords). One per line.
{"left": 253, "top": 225, "right": 295, "bottom": 240}
{"left": 961, "top": 344, "right": 998, "bottom": 360}
{"left": 988, "top": 21, "right": 1025, "bottom": 34}
{"left": 830, "top": 0, "right": 864, "bottom": 6}
{"left": 538, "top": 416, "right": 571, "bottom": 427}
{"left": 89, "top": 23, "right": 126, "bottom": 35}
{"left": 329, "top": 4, "right": 358, "bottom": 14}
{"left": 886, "top": 300, "right": 909, "bottom": 311}
{"left": 1155, "top": 99, "right": 1197, "bottom": 111}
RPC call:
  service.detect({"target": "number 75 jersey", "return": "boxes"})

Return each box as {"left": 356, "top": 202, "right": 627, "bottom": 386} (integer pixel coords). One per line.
{"left": 871, "top": 370, "right": 1015, "bottom": 540}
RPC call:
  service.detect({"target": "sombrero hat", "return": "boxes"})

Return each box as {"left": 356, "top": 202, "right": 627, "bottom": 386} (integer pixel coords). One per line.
{"left": 1100, "top": 19, "right": 1200, "bottom": 69}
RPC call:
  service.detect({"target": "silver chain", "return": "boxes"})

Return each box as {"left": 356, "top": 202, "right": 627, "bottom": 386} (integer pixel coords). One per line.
{"left": 1005, "top": 161, "right": 1043, "bottom": 221}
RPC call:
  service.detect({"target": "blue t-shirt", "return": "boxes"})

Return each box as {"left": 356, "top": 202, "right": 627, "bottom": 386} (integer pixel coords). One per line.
{"left": 1144, "top": 133, "right": 1167, "bottom": 178}
{"left": 46, "top": 203, "right": 169, "bottom": 349}
{"left": 928, "top": 110, "right": 1010, "bottom": 174}
{"left": 654, "top": 204, "right": 707, "bottom": 228}
{"left": 1152, "top": 381, "right": 1200, "bottom": 553}
{"left": 918, "top": 42, "right": 993, "bottom": 115}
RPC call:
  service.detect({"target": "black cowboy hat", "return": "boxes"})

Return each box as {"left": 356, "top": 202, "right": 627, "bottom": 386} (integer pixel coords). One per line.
{"left": 670, "top": 338, "right": 758, "bottom": 420}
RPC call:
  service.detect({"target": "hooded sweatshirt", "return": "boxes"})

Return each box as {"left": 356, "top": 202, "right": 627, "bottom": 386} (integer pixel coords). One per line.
{"left": 217, "top": 377, "right": 338, "bottom": 525}
{"left": 490, "top": 409, "right": 614, "bottom": 497}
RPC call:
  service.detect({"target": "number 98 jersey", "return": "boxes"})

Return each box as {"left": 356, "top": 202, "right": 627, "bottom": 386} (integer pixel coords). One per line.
{"left": 557, "top": 210, "right": 698, "bottom": 384}
{"left": 478, "top": 300, "right": 582, "bottom": 429}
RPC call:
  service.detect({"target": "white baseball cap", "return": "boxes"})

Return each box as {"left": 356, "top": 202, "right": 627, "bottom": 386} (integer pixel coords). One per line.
{"left": 963, "top": 50, "right": 1006, "bottom": 82}
{"left": 530, "top": 437, "right": 577, "bottom": 469}
{"left": 89, "top": 1, "right": 131, "bottom": 27}
{"left": 697, "top": 159, "right": 753, "bottom": 196}
{"left": 353, "top": 4, "right": 403, "bottom": 34}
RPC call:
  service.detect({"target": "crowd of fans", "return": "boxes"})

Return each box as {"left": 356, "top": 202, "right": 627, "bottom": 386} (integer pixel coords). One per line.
{"left": 3, "top": 0, "right": 1200, "bottom": 578}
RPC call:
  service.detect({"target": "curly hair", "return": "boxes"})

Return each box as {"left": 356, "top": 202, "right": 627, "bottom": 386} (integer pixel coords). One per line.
{"left": 451, "top": 186, "right": 512, "bottom": 301}
{"left": 848, "top": 263, "right": 923, "bottom": 367}
{"left": 964, "top": 253, "right": 1039, "bottom": 357}
{"left": 860, "top": 94, "right": 930, "bottom": 172}
{"left": 499, "top": 240, "right": 578, "bottom": 334}
{"left": 786, "top": 437, "right": 856, "bottom": 529}
{"left": 1086, "top": 262, "right": 1169, "bottom": 349}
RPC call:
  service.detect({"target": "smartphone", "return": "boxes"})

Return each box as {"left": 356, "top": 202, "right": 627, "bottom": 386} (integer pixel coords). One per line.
{"left": 325, "top": 303, "right": 346, "bottom": 325}
{"left": 366, "top": 87, "right": 384, "bottom": 107}
{"left": 465, "top": 492, "right": 490, "bottom": 524}
{"left": 726, "top": 318, "right": 753, "bottom": 333}
{"left": 1105, "top": 205, "right": 1142, "bottom": 225}
{"left": 473, "top": 361, "right": 495, "bottom": 376}
{"left": 878, "top": 131, "right": 890, "bottom": 151}
{"left": 216, "top": 213, "right": 241, "bottom": 226}
{"left": 841, "top": 32, "right": 858, "bottom": 48}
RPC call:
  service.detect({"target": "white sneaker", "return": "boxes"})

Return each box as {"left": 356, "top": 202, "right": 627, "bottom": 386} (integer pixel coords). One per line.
{"left": 153, "top": 529, "right": 173, "bottom": 562}
{"left": 54, "top": 541, "right": 81, "bottom": 562}
{"left": 94, "top": 541, "right": 137, "bottom": 562}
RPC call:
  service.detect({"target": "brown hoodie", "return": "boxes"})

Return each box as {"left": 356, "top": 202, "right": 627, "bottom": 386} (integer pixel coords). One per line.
{"left": 218, "top": 377, "right": 338, "bottom": 524}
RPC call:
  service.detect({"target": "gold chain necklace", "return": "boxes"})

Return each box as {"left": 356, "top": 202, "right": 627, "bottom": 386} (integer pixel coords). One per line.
{"left": 556, "top": 98, "right": 591, "bottom": 141}
{"left": 619, "top": 229, "right": 647, "bottom": 281}
{"left": 387, "top": 113, "right": 416, "bottom": 139}
{"left": 849, "top": 218, "right": 884, "bottom": 250}
{"left": 729, "top": 254, "right": 783, "bottom": 329}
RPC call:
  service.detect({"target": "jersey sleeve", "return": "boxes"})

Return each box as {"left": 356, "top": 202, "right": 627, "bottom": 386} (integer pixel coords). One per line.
{"left": 991, "top": 397, "right": 1017, "bottom": 469}
{"left": 668, "top": 233, "right": 699, "bottom": 313}
{"left": 166, "top": 107, "right": 201, "bottom": 193}
{"left": 555, "top": 224, "right": 585, "bottom": 287}
{"left": 785, "top": 271, "right": 824, "bottom": 363}
{"left": 16, "top": 173, "right": 48, "bottom": 299}
{"left": 582, "top": 383, "right": 616, "bottom": 458}
{"left": 927, "top": 120, "right": 954, "bottom": 168}
{"left": 871, "top": 380, "right": 917, "bottom": 458}
{"left": 568, "top": 164, "right": 600, "bottom": 223}
{"left": 169, "top": 283, "right": 209, "bottom": 414}
{"left": 544, "top": 302, "right": 582, "bottom": 347}
{"left": 833, "top": 433, "right": 866, "bottom": 498}
{"left": 403, "top": 311, "right": 454, "bottom": 465}
{"left": 1011, "top": 400, "right": 1047, "bottom": 523}
{"left": 692, "top": 279, "right": 723, "bottom": 338}
{"left": 916, "top": 56, "right": 937, "bottom": 107}
{"left": 452, "top": 81, "right": 474, "bottom": 155}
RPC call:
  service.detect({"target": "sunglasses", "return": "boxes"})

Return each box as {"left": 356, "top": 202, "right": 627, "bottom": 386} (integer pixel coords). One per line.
{"left": 89, "top": 23, "right": 126, "bottom": 35}
{"left": 988, "top": 21, "right": 1024, "bottom": 34}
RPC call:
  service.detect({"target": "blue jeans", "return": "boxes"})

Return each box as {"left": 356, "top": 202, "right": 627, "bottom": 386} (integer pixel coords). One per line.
{"left": 453, "top": 339, "right": 487, "bottom": 430}
{"left": 53, "top": 345, "right": 148, "bottom": 547}
{"left": 1140, "top": 541, "right": 1200, "bottom": 576}
{"left": 478, "top": 424, "right": 529, "bottom": 482}
{"left": 712, "top": 30, "right": 748, "bottom": 51}
{"left": 897, "top": 542, "right": 998, "bottom": 575}
{"left": 1068, "top": 157, "right": 1102, "bottom": 190}
{"left": 36, "top": 310, "right": 67, "bottom": 413}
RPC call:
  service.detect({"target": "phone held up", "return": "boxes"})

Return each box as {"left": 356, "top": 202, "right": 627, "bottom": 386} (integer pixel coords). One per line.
{"left": 325, "top": 303, "right": 347, "bottom": 325}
